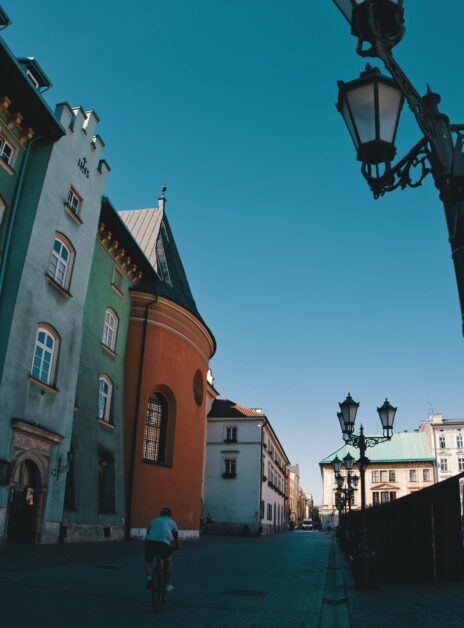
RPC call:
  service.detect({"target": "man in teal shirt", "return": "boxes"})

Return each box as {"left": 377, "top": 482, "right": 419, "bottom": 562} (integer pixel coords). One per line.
{"left": 145, "top": 507, "right": 180, "bottom": 591}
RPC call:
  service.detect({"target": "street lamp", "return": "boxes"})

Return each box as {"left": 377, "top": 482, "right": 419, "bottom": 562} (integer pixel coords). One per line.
{"left": 336, "top": 392, "right": 397, "bottom": 589}
{"left": 338, "top": 393, "right": 360, "bottom": 437}
{"left": 332, "top": 455, "right": 342, "bottom": 474}
{"left": 332, "top": 1, "right": 464, "bottom": 336}
{"left": 333, "top": 1, "right": 404, "bottom": 55}
{"left": 337, "top": 65, "right": 404, "bottom": 166}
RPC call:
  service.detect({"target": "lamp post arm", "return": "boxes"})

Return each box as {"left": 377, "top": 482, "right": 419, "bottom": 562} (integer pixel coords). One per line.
{"left": 366, "top": 10, "right": 454, "bottom": 176}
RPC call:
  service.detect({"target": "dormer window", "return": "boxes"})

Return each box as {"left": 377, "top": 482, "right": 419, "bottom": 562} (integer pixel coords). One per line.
{"left": 26, "top": 70, "right": 40, "bottom": 89}
{"left": 18, "top": 57, "right": 52, "bottom": 92}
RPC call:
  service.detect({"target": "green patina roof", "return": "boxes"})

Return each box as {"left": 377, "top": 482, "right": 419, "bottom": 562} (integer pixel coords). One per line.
{"left": 319, "top": 432, "right": 434, "bottom": 465}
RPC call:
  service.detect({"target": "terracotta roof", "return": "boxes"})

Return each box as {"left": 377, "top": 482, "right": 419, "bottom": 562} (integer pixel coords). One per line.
{"left": 208, "top": 398, "right": 265, "bottom": 418}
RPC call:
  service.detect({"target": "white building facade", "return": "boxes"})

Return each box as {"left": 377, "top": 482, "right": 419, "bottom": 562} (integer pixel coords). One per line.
{"left": 419, "top": 413, "right": 464, "bottom": 482}
{"left": 204, "top": 399, "right": 289, "bottom": 535}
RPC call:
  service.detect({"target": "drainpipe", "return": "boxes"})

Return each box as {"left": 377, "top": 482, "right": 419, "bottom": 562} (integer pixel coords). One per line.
{"left": 126, "top": 295, "right": 157, "bottom": 539}
{"left": 0, "top": 135, "right": 42, "bottom": 299}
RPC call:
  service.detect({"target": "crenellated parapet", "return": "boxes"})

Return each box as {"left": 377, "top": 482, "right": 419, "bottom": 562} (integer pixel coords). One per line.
{"left": 97, "top": 222, "right": 142, "bottom": 284}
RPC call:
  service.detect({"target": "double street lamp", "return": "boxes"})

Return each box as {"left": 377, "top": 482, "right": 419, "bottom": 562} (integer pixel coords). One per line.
{"left": 336, "top": 392, "right": 397, "bottom": 588}
{"left": 332, "top": 0, "right": 464, "bottom": 335}
{"left": 332, "top": 453, "right": 359, "bottom": 515}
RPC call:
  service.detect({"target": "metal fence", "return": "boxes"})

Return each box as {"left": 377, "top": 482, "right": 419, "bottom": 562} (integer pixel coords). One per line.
{"left": 338, "top": 472, "right": 464, "bottom": 583}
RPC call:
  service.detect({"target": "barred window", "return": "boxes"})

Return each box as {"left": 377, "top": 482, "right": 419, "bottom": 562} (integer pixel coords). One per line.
{"left": 143, "top": 393, "right": 168, "bottom": 463}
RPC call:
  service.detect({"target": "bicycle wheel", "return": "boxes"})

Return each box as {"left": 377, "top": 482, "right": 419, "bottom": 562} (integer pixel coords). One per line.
{"left": 151, "top": 573, "right": 159, "bottom": 613}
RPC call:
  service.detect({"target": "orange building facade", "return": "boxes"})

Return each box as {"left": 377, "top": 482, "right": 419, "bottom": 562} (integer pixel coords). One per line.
{"left": 120, "top": 198, "right": 215, "bottom": 538}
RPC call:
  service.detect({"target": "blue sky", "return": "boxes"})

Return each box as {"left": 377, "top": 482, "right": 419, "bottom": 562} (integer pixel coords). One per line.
{"left": 4, "top": 0, "right": 464, "bottom": 501}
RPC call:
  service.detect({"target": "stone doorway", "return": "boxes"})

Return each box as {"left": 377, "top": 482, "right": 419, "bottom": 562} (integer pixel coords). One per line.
{"left": 7, "top": 459, "right": 41, "bottom": 543}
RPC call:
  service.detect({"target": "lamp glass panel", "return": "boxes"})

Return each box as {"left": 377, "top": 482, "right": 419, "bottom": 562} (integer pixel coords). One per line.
{"left": 342, "top": 100, "right": 360, "bottom": 149}
{"left": 378, "top": 82, "right": 403, "bottom": 143}
{"left": 337, "top": 412, "right": 346, "bottom": 434}
{"left": 346, "top": 83, "right": 376, "bottom": 144}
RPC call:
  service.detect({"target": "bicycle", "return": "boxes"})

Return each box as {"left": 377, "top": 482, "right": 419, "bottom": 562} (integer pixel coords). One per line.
{"left": 149, "top": 547, "right": 178, "bottom": 613}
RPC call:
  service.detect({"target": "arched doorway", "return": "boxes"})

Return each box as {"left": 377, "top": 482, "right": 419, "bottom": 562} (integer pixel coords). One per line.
{"left": 7, "top": 459, "right": 41, "bottom": 543}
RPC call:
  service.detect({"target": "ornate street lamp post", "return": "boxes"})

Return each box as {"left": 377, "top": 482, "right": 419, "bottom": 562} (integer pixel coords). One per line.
{"left": 332, "top": 0, "right": 464, "bottom": 335}
{"left": 337, "top": 392, "right": 397, "bottom": 588}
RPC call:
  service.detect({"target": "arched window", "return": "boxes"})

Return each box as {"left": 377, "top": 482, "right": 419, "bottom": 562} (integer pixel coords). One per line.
{"left": 31, "top": 325, "right": 60, "bottom": 385}
{"left": 102, "top": 308, "right": 118, "bottom": 351}
{"left": 98, "top": 375, "right": 113, "bottom": 422}
{"left": 143, "top": 393, "right": 168, "bottom": 463}
{"left": 48, "top": 234, "right": 74, "bottom": 290}
{"left": 0, "top": 195, "right": 5, "bottom": 225}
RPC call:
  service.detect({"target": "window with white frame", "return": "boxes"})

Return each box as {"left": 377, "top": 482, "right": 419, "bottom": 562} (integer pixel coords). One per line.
{"left": 31, "top": 325, "right": 59, "bottom": 385}
{"left": 409, "top": 469, "right": 417, "bottom": 482}
{"left": 373, "top": 491, "right": 396, "bottom": 505}
{"left": 380, "top": 470, "right": 387, "bottom": 482}
{"left": 267, "top": 503, "right": 272, "bottom": 521}
{"left": 457, "top": 434, "right": 463, "bottom": 449}
{"left": 112, "top": 266, "right": 124, "bottom": 292}
{"left": 423, "top": 468, "right": 431, "bottom": 481}
{"left": 48, "top": 235, "right": 74, "bottom": 289}
{"left": 371, "top": 470, "right": 379, "bottom": 482}
{"left": 459, "top": 458, "right": 464, "bottom": 471}
{"left": 67, "top": 187, "right": 82, "bottom": 216}
{"left": 26, "top": 69, "right": 40, "bottom": 88}
{"left": 98, "top": 375, "right": 112, "bottom": 422}
{"left": 223, "top": 458, "right": 236, "bottom": 478}
{"left": 440, "top": 458, "right": 448, "bottom": 472}
{"left": 102, "top": 308, "right": 118, "bottom": 351}
{"left": 224, "top": 426, "right": 237, "bottom": 442}
{"left": 439, "top": 435, "right": 446, "bottom": 449}
{"left": 0, "top": 135, "right": 14, "bottom": 165}
{"left": 389, "top": 470, "right": 396, "bottom": 482}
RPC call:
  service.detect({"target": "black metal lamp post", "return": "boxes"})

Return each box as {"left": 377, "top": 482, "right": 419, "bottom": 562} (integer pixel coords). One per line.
{"left": 337, "top": 392, "right": 397, "bottom": 589}
{"left": 332, "top": 0, "right": 464, "bottom": 336}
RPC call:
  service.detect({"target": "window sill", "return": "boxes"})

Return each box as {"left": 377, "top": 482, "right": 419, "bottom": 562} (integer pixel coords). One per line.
{"left": 222, "top": 473, "right": 237, "bottom": 479}
{"left": 111, "top": 282, "right": 124, "bottom": 297}
{"left": 64, "top": 202, "right": 83, "bottom": 225}
{"left": 98, "top": 419, "right": 115, "bottom": 430}
{"left": 29, "top": 375, "right": 59, "bottom": 394}
{"left": 142, "top": 459, "right": 172, "bottom": 468}
{"left": 101, "top": 343, "right": 117, "bottom": 358}
{"left": 45, "top": 273, "right": 72, "bottom": 299}
{"left": 0, "top": 157, "right": 14, "bottom": 176}
{"left": 224, "top": 438, "right": 237, "bottom": 444}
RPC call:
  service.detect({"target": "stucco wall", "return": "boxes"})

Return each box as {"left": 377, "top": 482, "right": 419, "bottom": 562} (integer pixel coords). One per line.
{"left": 64, "top": 239, "right": 132, "bottom": 540}
{"left": 124, "top": 293, "right": 214, "bottom": 536}
{"left": 204, "top": 418, "right": 261, "bottom": 532}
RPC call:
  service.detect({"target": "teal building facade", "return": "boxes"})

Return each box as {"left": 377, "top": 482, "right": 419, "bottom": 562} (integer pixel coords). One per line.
{"left": 0, "top": 15, "right": 111, "bottom": 543}
{"left": 63, "top": 198, "right": 157, "bottom": 541}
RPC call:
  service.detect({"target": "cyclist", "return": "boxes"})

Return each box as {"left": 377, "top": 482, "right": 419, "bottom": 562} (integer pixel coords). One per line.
{"left": 145, "top": 507, "right": 180, "bottom": 592}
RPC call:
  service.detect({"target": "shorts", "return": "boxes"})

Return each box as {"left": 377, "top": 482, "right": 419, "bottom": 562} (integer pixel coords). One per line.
{"left": 144, "top": 540, "right": 172, "bottom": 562}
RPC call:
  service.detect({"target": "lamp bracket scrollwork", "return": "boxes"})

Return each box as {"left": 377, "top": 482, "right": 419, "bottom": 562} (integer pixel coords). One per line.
{"left": 362, "top": 137, "right": 432, "bottom": 199}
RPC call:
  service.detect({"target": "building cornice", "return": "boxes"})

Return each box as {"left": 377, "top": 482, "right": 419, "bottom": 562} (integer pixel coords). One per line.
{"left": 97, "top": 222, "right": 143, "bottom": 284}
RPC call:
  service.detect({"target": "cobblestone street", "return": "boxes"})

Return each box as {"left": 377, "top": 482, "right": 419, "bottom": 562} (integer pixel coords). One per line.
{"left": 0, "top": 532, "right": 332, "bottom": 628}
{"left": 2, "top": 532, "right": 464, "bottom": 627}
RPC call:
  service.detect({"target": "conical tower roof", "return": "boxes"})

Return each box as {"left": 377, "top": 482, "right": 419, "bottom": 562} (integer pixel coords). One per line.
{"left": 118, "top": 199, "right": 202, "bottom": 322}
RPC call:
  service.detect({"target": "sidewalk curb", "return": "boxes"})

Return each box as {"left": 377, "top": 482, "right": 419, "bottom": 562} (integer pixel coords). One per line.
{"left": 319, "top": 535, "right": 352, "bottom": 628}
